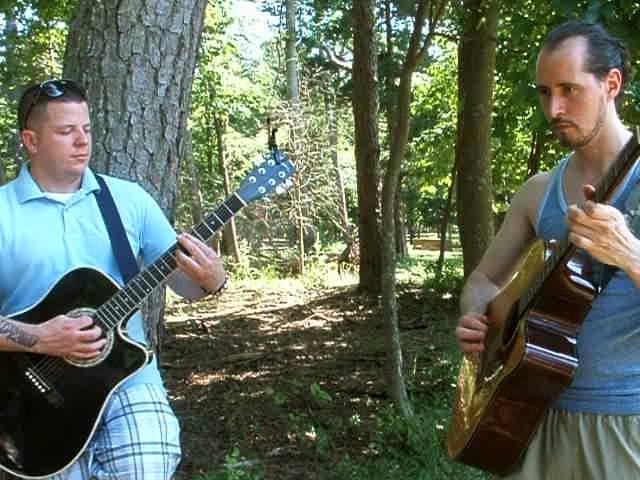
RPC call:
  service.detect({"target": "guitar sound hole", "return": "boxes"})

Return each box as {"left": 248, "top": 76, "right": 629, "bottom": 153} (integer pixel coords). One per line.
{"left": 63, "top": 308, "right": 114, "bottom": 368}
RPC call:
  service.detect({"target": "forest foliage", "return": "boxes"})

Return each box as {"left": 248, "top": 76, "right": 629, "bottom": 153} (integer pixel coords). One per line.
{"left": 1, "top": 1, "right": 639, "bottom": 243}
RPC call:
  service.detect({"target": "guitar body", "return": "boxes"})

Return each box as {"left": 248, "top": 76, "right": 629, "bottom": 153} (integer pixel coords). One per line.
{"left": 0, "top": 268, "right": 149, "bottom": 479}
{"left": 447, "top": 240, "right": 598, "bottom": 475}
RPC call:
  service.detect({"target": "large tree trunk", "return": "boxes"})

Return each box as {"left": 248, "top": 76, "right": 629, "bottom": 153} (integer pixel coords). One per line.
{"left": 352, "top": 0, "right": 382, "bottom": 294}
{"left": 456, "top": 0, "right": 498, "bottom": 279}
{"left": 63, "top": 0, "right": 207, "bottom": 355}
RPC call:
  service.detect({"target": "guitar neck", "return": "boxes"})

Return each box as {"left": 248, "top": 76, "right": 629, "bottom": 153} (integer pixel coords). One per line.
{"left": 95, "top": 193, "right": 246, "bottom": 329}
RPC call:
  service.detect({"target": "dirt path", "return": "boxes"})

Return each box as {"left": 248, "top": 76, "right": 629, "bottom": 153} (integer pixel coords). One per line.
{"left": 162, "top": 278, "right": 451, "bottom": 479}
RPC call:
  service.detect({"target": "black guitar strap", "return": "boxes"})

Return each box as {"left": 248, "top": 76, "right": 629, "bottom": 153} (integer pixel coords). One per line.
{"left": 94, "top": 175, "right": 139, "bottom": 283}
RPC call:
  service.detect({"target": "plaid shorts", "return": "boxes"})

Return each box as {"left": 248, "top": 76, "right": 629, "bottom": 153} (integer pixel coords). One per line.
{"left": 48, "top": 383, "right": 182, "bottom": 480}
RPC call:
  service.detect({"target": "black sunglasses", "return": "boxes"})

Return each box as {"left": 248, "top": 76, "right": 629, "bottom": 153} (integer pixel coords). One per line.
{"left": 20, "top": 79, "right": 87, "bottom": 130}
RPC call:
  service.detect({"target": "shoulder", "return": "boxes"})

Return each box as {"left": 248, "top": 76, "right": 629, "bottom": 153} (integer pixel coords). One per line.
{"left": 518, "top": 171, "right": 552, "bottom": 202}
{"left": 504, "top": 171, "right": 553, "bottom": 230}
{"left": 97, "top": 174, "right": 155, "bottom": 203}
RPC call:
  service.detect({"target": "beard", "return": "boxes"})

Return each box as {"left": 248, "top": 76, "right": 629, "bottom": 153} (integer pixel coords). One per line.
{"left": 551, "top": 98, "right": 606, "bottom": 149}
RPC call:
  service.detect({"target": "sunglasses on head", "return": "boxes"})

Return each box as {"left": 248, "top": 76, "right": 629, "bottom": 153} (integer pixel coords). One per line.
{"left": 21, "top": 79, "right": 86, "bottom": 130}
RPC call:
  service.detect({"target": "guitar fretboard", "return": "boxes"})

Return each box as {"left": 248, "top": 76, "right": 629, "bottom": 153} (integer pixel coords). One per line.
{"left": 95, "top": 193, "right": 246, "bottom": 329}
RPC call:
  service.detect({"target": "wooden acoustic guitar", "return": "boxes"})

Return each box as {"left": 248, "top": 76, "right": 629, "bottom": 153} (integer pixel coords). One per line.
{"left": 0, "top": 150, "right": 294, "bottom": 479}
{"left": 447, "top": 131, "right": 640, "bottom": 475}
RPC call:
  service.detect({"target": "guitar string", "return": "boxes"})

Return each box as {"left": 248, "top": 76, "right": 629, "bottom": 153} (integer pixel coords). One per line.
{"left": 22, "top": 162, "right": 289, "bottom": 395}
{"left": 28, "top": 210, "right": 229, "bottom": 384}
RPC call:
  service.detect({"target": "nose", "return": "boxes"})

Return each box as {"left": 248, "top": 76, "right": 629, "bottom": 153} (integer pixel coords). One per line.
{"left": 75, "top": 129, "right": 90, "bottom": 145}
{"left": 548, "top": 94, "right": 566, "bottom": 119}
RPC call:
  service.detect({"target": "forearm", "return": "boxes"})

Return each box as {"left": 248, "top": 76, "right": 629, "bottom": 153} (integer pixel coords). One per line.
{"left": 459, "top": 270, "right": 500, "bottom": 316}
{"left": 168, "top": 270, "right": 226, "bottom": 300}
{"left": 0, "top": 316, "right": 39, "bottom": 352}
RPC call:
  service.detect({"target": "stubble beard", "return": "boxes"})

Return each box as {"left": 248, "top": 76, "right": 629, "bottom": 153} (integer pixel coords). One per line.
{"left": 555, "top": 98, "right": 606, "bottom": 149}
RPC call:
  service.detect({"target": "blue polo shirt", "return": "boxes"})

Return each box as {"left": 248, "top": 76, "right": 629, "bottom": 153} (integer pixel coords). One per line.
{"left": 0, "top": 163, "right": 177, "bottom": 387}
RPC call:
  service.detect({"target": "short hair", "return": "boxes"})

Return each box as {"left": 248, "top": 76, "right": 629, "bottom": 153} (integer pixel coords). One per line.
{"left": 542, "top": 21, "right": 632, "bottom": 103}
{"left": 17, "top": 79, "right": 88, "bottom": 131}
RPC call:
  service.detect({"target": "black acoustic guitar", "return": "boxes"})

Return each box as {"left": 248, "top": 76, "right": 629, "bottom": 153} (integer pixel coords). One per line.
{"left": 0, "top": 150, "right": 295, "bottom": 479}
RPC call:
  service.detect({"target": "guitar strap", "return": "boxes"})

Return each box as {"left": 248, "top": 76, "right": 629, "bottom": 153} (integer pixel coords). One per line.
{"left": 94, "top": 175, "right": 139, "bottom": 283}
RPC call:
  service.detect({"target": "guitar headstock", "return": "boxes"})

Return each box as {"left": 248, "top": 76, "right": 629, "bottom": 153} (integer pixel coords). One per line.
{"left": 237, "top": 149, "right": 296, "bottom": 203}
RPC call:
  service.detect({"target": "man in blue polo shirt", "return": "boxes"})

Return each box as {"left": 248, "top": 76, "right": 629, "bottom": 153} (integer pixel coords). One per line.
{"left": 0, "top": 79, "right": 226, "bottom": 479}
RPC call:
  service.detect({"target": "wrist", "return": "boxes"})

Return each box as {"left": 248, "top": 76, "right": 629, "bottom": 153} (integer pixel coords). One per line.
{"left": 202, "top": 274, "right": 229, "bottom": 297}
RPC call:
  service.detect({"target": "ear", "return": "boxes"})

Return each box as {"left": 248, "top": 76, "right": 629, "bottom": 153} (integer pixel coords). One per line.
{"left": 605, "top": 68, "right": 623, "bottom": 100}
{"left": 21, "top": 129, "right": 39, "bottom": 156}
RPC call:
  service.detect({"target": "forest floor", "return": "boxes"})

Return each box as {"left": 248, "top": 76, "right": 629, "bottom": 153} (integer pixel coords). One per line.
{"left": 162, "top": 264, "right": 461, "bottom": 480}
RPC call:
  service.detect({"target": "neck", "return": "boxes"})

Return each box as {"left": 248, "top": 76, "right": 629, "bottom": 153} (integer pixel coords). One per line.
{"left": 28, "top": 163, "right": 83, "bottom": 193}
{"left": 571, "top": 116, "right": 632, "bottom": 184}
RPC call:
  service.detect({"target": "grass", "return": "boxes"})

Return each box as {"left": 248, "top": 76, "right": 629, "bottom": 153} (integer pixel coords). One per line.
{"left": 186, "top": 248, "right": 489, "bottom": 480}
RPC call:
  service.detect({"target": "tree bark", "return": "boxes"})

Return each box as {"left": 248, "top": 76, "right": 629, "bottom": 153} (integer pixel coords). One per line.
{"left": 394, "top": 192, "right": 408, "bottom": 259}
{"left": 213, "top": 115, "right": 241, "bottom": 262}
{"left": 184, "top": 129, "right": 203, "bottom": 225}
{"left": 326, "top": 93, "right": 350, "bottom": 239}
{"left": 352, "top": 0, "right": 382, "bottom": 294}
{"left": 285, "top": 0, "right": 300, "bottom": 101}
{"left": 456, "top": 0, "right": 498, "bottom": 279}
{"left": 63, "top": 0, "right": 207, "bottom": 355}
{"left": 436, "top": 159, "right": 458, "bottom": 281}
{"left": 380, "top": 0, "right": 446, "bottom": 418}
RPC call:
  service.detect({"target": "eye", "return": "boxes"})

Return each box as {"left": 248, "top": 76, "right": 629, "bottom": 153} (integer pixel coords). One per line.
{"left": 536, "top": 86, "right": 550, "bottom": 97}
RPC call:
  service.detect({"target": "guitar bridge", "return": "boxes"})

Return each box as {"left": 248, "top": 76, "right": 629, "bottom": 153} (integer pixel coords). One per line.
{"left": 23, "top": 367, "right": 63, "bottom": 407}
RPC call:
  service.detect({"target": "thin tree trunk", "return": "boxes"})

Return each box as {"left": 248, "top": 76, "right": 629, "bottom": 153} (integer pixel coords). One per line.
{"left": 213, "top": 116, "right": 241, "bottom": 262}
{"left": 394, "top": 193, "right": 408, "bottom": 259}
{"left": 63, "top": 0, "right": 207, "bottom": 355}
{"left": 527, "top": 130, "right": 545, "bottom": 178}
{"left": 436, "top": 160, "right": 458, "bottom": 281}
{"left": 326, "top": 93, "right": 350, "bottom": 238}
{"left": 381, "top": 0, "right": 445, "bottom": 417}
{"left": 285, "top": 0, "right": 300, "bottom": 101}
{"left": 456, "top": 0, "right": 498, "bottom": 279}
{"left": 352, "top": 0, "right": 382, "bottom": 293}
{"left": 184, "top": 129, "right": 203, "bottom": 225}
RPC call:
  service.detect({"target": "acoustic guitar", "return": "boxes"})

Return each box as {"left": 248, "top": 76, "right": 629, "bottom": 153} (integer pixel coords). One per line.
{"left": 0, "top": 149, "right": 295, "bottom": 479}
{"left": 447, "top": 131, "right": 640, "bottom": 475}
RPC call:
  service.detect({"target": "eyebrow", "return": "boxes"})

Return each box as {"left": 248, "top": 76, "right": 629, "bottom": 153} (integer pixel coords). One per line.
{"left": 535, "top": 81, "right": 580, "bottom": 90}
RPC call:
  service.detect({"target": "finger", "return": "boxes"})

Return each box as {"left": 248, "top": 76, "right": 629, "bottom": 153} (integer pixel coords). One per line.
{"left": 459, "top": 315, "right": 490, "bottom": 330}
{"left": 583, "top": 184, "right": 596, "bottom": 200}
{"left": 77, "top": 338, "right": 107, "bottom": 354}
{"left": 178, "top": 233, "right": 215, "bottom": 259}
{"left": 456, "top": 326, "right": 487, "bottom": 342}
{"left": 568, "top": 232, "right": 595, "bottom": 250}
{"left": 70, "top": 315, "right": 95, "bottom": 329}
{"left": 567, "top": 204, "right": 589, "bottom": 223}
{"left": 78, "top": 326, "right": 103, "bottom": 341}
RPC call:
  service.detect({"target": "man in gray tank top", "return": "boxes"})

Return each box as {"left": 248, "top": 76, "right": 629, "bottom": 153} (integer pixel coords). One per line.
{"left": 455, "top": 20, "right": 640, "bottom": 479}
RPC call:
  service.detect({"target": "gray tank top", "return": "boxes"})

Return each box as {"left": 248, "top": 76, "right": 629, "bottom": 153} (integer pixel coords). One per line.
{"left": 535, "top": 155, "right": 640, "bottom": 414}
